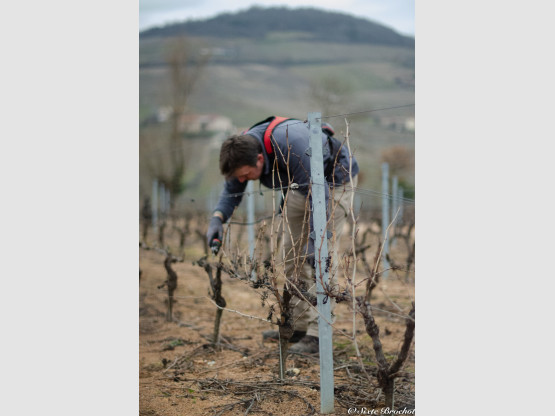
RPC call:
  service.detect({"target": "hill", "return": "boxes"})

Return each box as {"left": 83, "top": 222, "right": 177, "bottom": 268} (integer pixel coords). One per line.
{"left": 140, "top": 6, "right": 414, "bottom": 48}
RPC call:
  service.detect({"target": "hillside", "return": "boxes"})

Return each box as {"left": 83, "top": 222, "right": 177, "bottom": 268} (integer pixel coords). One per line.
{"left": 139, "top": 6, "right": 415, "bottom": 207}
{"left": 140, "top": 6, "right": 414, "bottom": 48}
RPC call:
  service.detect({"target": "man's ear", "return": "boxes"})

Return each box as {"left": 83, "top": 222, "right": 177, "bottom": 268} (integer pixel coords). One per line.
{"left": 258, "top": 153, "right": 264, "bottom": 163}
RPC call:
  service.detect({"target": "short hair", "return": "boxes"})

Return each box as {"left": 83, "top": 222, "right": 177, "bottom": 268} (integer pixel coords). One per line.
{"left": 219, "top": 134, "right": 262, "bottom": 178}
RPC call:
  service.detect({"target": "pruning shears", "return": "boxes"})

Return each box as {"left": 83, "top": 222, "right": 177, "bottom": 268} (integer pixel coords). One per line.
{"left": 210, "top": 238, "right": 221, "bottom": 255}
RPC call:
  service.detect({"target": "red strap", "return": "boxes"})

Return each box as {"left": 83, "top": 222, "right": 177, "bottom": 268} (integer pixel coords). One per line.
{"left": 263, "top": 116, "right": 290, "bottom": 154}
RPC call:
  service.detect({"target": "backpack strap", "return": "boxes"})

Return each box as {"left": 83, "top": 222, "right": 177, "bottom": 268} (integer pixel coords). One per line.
{"left": 263, "top": 116, "right": 291, "bottom": 154}
{"left": 247, "top": 116, "right": 292, "bottom": 155}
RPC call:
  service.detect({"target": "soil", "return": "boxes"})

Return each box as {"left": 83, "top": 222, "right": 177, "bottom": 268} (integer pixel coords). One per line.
{"left": 139, "top": 222, "right": 415, "bottom": 416}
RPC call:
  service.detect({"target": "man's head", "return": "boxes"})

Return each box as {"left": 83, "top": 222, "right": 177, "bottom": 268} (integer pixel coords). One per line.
{"left": 220, "top": 134, "right": 264, "bottom": 182}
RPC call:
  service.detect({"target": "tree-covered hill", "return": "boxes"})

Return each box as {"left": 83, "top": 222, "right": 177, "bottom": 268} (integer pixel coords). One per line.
{"left": 140, "top": 6, "right": 414, "bottom": 48}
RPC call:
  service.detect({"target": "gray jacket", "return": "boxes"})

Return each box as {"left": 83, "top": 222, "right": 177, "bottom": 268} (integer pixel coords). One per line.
{"left": 213, "top": 118, "right": 359, "bottom": 225}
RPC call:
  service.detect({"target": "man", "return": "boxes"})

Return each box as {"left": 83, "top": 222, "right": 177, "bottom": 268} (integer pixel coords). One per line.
{"left": 206, "top": 116, "right": 359, "bottom": 353}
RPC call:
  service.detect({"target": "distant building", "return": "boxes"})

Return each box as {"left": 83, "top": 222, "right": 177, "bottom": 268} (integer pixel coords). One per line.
{"left": 379, "top": 115, "right": 415, "bottom": 133}
{"left": 156, "top": 106, "right": 173, "bottom": 123}
{"left": 178, "top": 114, "right": 233, "bottom": 134}
{"left": 147, "top": 109, "right": 235, "bottom": 135}
{"left": 404, "top": 117, "right": 415, "bottom": 132}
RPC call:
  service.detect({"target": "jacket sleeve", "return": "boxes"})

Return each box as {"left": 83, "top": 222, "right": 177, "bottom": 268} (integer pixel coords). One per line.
{"left": 213, "top": 178, "right": 247, "bottom": 222}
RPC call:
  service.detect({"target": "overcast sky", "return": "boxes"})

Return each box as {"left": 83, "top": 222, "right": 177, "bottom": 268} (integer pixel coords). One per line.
{"left": 139, "top": 0, "right": 415, "bottom": 36}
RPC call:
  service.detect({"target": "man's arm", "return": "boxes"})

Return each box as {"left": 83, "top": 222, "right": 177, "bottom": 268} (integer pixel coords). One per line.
{"left": 212, "top": 178, "right": 247, "bottom": 223}
{"left": 206, "top": 178, "right": 248, "bottom": 252}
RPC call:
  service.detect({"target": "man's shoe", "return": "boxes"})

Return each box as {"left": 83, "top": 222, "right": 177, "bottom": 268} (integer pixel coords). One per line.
{"left": 262, "top": 330, "right": 306, "bottom": 343}
{"left": 288, "top": 335, "right": 319, "bottom": 354}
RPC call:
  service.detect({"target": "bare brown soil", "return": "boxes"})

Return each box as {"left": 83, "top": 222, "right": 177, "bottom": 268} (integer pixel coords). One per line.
{"left": 139, "top": 224, "right": 415, "bottom": 416}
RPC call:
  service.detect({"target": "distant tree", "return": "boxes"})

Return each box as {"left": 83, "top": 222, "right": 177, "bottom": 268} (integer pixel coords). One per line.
{"left": 165, "top": 37, "right": 209, "bottom": 200}
{"left": 140, "top": 37, "right": 210, "bottom": 209}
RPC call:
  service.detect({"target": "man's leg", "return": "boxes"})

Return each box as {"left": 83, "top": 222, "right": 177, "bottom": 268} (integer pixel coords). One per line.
{"left": 287, "top": 177, "right": 358, "bottom": 352}
{"left": 302, "top": 177, "right": 358, "bottom": 337}
{"left": 282, "top": 188, "right": 316, "bottom": 334}
{"left": 262, "top": 188, "right": 312, "bottom": 343}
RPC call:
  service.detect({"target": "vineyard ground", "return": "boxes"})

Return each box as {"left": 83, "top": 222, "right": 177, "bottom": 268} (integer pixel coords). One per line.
{"left": 139, "top": 224, "right": 415, "bottom": 415}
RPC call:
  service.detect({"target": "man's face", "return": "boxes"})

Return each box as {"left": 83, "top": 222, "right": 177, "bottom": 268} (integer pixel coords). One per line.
{"left": 232, "top": 153, "right": 264, "bottom": 183}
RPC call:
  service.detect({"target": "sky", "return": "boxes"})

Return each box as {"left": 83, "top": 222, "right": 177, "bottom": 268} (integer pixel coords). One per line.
{"left": 139, "top": 0, "right": 415, "bottom": 36}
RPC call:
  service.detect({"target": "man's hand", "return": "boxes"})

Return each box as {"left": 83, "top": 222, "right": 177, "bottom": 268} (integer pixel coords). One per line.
{"left": 206, "top": 216, "right": 223, "bottom": 253}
